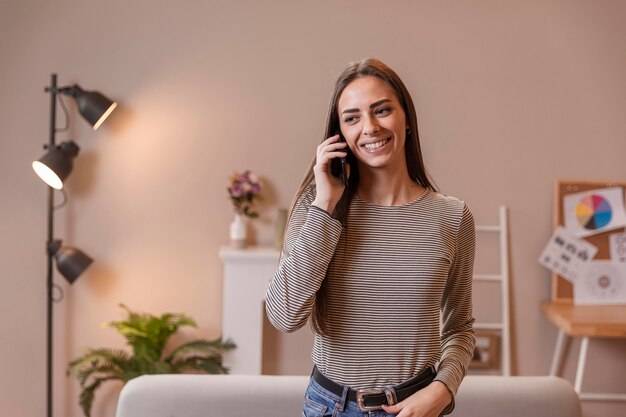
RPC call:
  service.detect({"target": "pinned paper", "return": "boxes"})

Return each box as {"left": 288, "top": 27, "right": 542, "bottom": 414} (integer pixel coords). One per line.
{"left": 563, "top": 187, "right": 626, "bottom": 238}
{"left": 575, "top": 261, "right": 626, "bottom": 305}
{"left": 539, "top": 227, "right": 598, "bottom": 282}
{"left": 609, "top": 233, "right": 626, "bottom": 263}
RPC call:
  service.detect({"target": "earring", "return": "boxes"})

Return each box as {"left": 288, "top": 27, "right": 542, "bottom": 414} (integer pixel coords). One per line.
{"left": 406, "top": 127, "right": 412, "bottom": 135}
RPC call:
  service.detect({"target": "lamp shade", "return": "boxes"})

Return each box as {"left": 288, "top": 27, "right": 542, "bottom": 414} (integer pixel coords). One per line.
{"left": 54, "top": 245, "right": 93, "bottom": 284}
{"left": 72, "top": 86, "right": 118, "bottom": 130}
{"left": 32, "top": 141, "right": 79, "bottom": 189}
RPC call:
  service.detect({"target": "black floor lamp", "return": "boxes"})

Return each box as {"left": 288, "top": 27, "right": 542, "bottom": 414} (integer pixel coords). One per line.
{"left": 32, "top": 73, "right": 117, "bottom": 417}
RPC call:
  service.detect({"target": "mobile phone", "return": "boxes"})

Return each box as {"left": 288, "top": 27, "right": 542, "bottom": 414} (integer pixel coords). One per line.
{"left": 330, "top": 133, "right": 349, "bottom": 187}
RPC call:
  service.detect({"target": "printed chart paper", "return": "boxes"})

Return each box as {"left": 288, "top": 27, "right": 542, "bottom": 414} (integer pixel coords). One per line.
{"left": 574, "top": 261, "right": 626, "bottom": 305}
{"left": 539, "top": 227, "right": 598, "bottom": 282}
{"left": 563, "top": 187, "right": 626, "bottom": 238}
{"left": 609, "top": 233, "right": 626, "bottom": 263}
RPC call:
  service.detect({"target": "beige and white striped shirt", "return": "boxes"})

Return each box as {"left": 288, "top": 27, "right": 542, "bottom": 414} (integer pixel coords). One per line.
{"left": 266, "top": 185, "right": 475, "bottom": 403}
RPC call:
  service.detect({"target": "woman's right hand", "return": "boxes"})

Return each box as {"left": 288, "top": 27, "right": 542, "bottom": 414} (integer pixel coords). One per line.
{"left": 311, "top": 134, "right": 349, "bottom": 214}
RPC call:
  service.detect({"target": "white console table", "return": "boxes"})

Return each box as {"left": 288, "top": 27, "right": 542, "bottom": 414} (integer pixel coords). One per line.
{"left": 219, "top": 245, "right": 280, "bottom": 374}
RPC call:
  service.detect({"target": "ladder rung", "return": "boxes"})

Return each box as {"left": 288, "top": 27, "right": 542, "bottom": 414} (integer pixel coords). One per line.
{"left": 474, "top": 322, "right": 504, "bottom": 330}
{"left": 474, "top": 274, "right": 503, "bottom": 282}
{"left": 476, "top": 225, "right": 500, "bottom": 232}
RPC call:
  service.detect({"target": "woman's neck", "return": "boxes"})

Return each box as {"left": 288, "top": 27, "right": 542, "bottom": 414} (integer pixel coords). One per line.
{"left": 356, "top": 165, "right": 426, "bottom": 206}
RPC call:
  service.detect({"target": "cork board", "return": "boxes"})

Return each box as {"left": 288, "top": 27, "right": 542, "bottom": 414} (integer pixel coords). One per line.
{"left": 552, "top": 180, "right": 626, "bottom": 303}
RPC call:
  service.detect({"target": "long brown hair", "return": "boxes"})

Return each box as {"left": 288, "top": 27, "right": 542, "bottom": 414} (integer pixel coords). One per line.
{"left": 286, "top": 58, "right": 438, "bottom": 335}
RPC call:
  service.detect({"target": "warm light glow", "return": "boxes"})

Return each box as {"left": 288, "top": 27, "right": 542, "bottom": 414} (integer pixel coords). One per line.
{"left": 92, "top": 101, "right": 118, "bottom": 130}
{"left": 32, "top": 161, "right": 63, "bottom": 189}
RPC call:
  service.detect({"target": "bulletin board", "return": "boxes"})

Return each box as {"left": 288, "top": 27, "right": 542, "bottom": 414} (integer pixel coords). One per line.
{"left": 552, "top": 180, "right": 626, "bottom": 303}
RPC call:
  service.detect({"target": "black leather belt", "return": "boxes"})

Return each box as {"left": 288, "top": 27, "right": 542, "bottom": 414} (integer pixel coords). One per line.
{"left": 311, "top": 365, "right": 436, "bottom": 412}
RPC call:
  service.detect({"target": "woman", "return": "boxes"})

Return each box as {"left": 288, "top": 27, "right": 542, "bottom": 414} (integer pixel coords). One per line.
{"left": 266, "top": 58, "right": 476, "bottom": 417}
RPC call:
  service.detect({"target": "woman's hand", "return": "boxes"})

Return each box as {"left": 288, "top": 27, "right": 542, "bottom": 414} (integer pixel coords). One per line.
{"left": 381, "top": 381, "right": 451, "bottom": 417}
{"left": 311, "top": 134, "right": 349, "bottom": 214}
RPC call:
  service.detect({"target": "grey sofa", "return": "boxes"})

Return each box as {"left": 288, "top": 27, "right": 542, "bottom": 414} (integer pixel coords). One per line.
{"left": 115, "top": 374, "right": 581, "bottom": 417}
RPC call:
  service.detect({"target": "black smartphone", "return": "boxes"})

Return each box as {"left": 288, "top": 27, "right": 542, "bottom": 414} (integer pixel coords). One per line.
{"left": 330, "top": 133, "right": 349, "bottom": 187}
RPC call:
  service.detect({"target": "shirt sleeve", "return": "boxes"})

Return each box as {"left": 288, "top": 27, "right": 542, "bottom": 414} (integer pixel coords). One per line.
{"left": 434, "top": 203, "right": 476, "bottom": 414}
{"left": 265, "top": 186, "right": 343, "bottom": 333}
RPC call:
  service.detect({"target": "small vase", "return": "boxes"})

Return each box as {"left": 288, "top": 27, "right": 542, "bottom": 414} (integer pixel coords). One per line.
{"left": 230, "top": 213, "right": 247, "bottom": 248}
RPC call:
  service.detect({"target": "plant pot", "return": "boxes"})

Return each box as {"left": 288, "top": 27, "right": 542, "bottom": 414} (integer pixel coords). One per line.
{"left": 230, "top": 213, "right": 247, "bottom": 248}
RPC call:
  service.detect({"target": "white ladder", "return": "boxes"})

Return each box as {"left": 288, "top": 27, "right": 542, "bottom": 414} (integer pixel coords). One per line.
{"left": 473, "top": 206, "right": 511, "bottom": 376}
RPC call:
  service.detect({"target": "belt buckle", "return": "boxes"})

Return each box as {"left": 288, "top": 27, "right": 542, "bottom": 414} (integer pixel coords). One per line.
{"left": 356, "top": 389, "right": 385, "bottom": 412}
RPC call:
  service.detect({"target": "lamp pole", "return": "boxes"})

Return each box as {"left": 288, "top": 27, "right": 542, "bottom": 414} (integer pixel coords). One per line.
{"left": 36, "top": 73, "right": 114, "bottom": 417}
{"left": 46, "top": 73, "right": 57, "bottom": 417}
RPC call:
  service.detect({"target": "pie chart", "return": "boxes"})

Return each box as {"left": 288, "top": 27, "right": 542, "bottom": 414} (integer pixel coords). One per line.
{"left": 576, "top": 194, "right": 612, "bottom": 230}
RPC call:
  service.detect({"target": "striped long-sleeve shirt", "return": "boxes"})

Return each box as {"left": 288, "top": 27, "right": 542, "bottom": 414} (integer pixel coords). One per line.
{"left": 265, "top": 185, "right": 475, "bottom": 408}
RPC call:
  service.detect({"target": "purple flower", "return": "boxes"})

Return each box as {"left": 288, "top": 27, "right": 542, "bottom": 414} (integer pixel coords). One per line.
{"left": 230, "top": 184, "right": 243, "bottom": 198}
{"left": 228, "top": 170, "right": 262, "bottom": 217}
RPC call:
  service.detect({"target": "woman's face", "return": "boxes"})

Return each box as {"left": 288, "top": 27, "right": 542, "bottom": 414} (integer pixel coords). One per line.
{"left": 337, "top": 76, "right": 407, "bottom": 174}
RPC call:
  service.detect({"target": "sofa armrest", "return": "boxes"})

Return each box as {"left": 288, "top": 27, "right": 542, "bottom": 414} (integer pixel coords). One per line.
{"left": 455, "top": 376, "right": 581, "bottom": 417}
{"left": 116, "top": 374, "right": 308, "bottom": 417}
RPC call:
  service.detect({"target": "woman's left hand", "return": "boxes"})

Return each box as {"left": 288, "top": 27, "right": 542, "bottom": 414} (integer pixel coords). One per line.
{"left": 381, "top": 381, "right": 451, "bottom": 417}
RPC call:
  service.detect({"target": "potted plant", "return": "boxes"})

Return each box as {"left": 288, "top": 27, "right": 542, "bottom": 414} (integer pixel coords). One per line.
{"left": 67, "top": 304, "right": 235, "bottom": 417}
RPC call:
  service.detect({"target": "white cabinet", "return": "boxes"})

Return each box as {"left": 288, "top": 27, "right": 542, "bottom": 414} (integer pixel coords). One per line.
{"left": 219, "top": 245, "right": 280, "bottom": 374}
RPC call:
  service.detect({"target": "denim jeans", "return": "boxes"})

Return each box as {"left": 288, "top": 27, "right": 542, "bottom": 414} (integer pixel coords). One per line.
{"left": 303, "top": 376, "right": 396, "bottom": 417}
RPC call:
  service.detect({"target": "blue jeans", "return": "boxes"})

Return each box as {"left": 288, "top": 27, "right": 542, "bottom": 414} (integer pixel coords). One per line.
{"left": 303, "top": 377, "right": 396, "bottom": 417}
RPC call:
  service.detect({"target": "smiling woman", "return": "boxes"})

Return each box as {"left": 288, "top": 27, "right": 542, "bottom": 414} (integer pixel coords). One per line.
{"left": 265, "top": 58, "right": 476, "bottom": 417}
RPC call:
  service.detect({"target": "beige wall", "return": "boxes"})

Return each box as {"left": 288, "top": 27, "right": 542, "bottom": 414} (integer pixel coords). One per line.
{"left": 1, "top": 0, "right": 625, "bottom": 416}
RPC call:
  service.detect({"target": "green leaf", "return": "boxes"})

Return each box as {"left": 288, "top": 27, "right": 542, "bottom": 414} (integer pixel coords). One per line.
{"left": 79, "top": 376, "right": 120, "bottom": 417}
{"left": 165, "top": 338, "right": 236, "bottom": 362}
{"left": 67, "top": 348, "right": 131, "bottom": 384}
{"left": 170, "top": 355, "right": 228, "bottom": 374}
